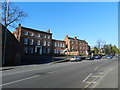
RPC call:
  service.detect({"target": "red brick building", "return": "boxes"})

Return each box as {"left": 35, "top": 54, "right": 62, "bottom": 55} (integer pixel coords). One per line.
{"left": 13, "top": 24, "right": 66, "bottom": 55}
{"left": 52, "top": 39, "right": 66, "bottom": 54}
{"left": 64, "top": 35, "right": 89, "bottom": 55}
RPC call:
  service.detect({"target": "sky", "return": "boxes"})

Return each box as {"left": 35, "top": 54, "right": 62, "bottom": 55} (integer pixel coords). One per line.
{"left": 11, "top": 2, "right": 118, "bottom": 48}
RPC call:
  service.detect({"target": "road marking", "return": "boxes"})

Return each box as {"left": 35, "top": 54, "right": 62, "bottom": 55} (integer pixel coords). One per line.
{"left": 0, "top": 75, "right": 40, "bottom": 87}
{"left": 82, "top": 73, "right": 92, "bottom": 82}
{"left": 86, "top": 82, "right": 96, "bottom": 84}
{"left": 94, "top": 67, "right": 98, "bottom": 70}
{"left": 92, "top": 76, "right": 102, "bottom": 78}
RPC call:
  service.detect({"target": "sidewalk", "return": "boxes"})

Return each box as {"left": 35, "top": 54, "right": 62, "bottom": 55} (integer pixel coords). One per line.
{"left": 94, "top": 65, "right": 118, "bottom": 88}
{"left": 0, "top": 63, "right": 53, "bottom": 71}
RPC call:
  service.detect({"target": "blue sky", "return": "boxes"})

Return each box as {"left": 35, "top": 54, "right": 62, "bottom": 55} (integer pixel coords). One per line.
{"left": 12, "top": 2, "right": 118, "bottom": 48}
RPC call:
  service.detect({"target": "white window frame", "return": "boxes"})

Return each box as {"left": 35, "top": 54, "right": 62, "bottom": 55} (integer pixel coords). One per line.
{"left": 24, "top": 31, "right": 28, "bottom": 35}
{"left": 30, "top": 39, "right": 34, "bottom": 45}
{"left": 43, "top": 41, "right": 46, "bottom": 46}
{"left": 48, "top": 41, "right": 50, "bottom": 46}
{"left": 24, "top": 38, "right": 28, "bottom": 45}
{"left": 30, "top": 33, "right": 34, "bottom": 36}
{"left": 47, "top": 48, "right": 50, "bottom": 53}
{"left": 37, "top": 40, "right": 40, "bottom": 45}
{"left": 37, "top": 34, "right": 40, "bottom": 37}
{"left": 48, "top": 35, "right": 50, "bottom": 39}
{"left": 44, "top": 35, "right": 46, "bottom": 38}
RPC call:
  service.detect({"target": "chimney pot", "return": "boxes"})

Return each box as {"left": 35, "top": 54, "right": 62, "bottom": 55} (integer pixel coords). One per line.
{"left": 66, "top": 35, "right": 68, "bottom": 37}
{"left": 47, "top": 29, "right": 50, "bottom": 33}
{"left": 18, "top": 23, "right": 21, "bottom": 27}
{"left": 74, "top": 36, "right": 77, "bottom": 39}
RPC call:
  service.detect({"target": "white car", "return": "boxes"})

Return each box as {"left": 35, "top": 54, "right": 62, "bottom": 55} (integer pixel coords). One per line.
{"left": 70, "top": 57, "right": 81, "bottom": 62}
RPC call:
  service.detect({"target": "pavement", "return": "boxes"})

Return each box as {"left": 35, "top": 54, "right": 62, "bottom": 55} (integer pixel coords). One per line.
{"left": 0, "top": 57, "right": 118, "bottom": 88}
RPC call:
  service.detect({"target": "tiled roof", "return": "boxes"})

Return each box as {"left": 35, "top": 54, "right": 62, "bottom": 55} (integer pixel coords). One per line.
{"left": 68, "top": 37, "right": 87, "bottom": 43}
{"left": 21, "top": 26, "right": 52, "bottom": 35}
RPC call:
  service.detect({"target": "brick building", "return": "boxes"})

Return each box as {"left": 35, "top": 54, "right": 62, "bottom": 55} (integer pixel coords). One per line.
{"left": 64, "top": 35, "right": 89, "bottom": 55}
{"left": 13, "top": 24, "right": 66, "bottom": 55}
{"left": 52, "top": 39, "right": 66, "bottom": 54}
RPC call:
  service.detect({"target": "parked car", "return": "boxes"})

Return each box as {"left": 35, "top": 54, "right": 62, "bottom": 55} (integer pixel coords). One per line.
{"left": 85, "top": 56, "right": 94, "bottom": 60}
{"left": 102, "top": 55, "right": 113, "bottom": 59}
{"left": 70, "top": 56, "right": 81, "bottom": 62}
{"left": 93, "top": 55, "right": 102, "bottom": 59}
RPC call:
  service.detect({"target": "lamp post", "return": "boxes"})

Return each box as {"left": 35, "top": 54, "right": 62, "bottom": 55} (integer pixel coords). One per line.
{"left": 3, "top": 0, "right": 9, "bottom": 66}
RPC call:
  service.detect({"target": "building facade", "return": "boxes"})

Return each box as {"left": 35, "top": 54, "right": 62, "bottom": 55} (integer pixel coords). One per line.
{"left": 52, "top": 39, "right": 66, "bottom": 54}
{"left": 13, "top": 24, "right": 53, "bottom": 55}
{"left": 64, "top": 35, "right": 89, "bottom": 55}
{"left": 13, "top": 24, "right": 66, "bottom": 55}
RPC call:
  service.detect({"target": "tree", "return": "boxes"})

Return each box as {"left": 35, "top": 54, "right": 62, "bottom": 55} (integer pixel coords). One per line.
{"left": 93, "top": 47, "right": 99, "bottom": 55}
{"left": 2, "top": 1, "right": 27, "bottom": 66}
{"left": 2, "top": 1, "right": 27, "bottom": 28}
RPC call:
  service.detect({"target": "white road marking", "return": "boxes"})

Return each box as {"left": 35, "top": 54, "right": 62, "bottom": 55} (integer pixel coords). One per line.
{"left": 86, "top": 82, "right": 96, "bottom": 84}
{"left": 82, "top": 73, "right": 92, "bottom": 82}
{"left": 0, "top": 75, "right": 40, "bottom": 87}
{"left": 92, "top": 76, "right": 102, "bottom": 78}
{"left": 94, "top": 67, "right": 98, "bottom": 70}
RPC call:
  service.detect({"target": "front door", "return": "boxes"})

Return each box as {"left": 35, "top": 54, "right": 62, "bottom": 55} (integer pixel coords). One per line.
{"left": 36, "top": 46, "right": 42, "bottom": 54}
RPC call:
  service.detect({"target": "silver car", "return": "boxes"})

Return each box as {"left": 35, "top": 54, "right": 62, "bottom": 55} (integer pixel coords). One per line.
{"left": 70, "top": 56, "right": 81, "bottom": 62}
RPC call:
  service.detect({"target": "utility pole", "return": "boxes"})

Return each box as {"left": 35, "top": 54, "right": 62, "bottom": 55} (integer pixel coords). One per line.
{"left": 3, "top": 0, "right": 9, "bottom": 66}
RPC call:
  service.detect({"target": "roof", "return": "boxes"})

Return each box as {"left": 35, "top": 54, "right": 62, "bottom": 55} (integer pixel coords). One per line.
{"left": 52, "top": 39, "right": 65, "bottom": 42}
{"left": 68, "top": 37, "right": 87, "bottom": 43}
{"left": 21, "top": 26, "right": 52, "bottom": 35}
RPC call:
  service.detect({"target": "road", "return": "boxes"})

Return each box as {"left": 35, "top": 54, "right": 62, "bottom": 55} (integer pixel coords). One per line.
{"left": 1, "top": 57, "right": 118, "bottom": 88}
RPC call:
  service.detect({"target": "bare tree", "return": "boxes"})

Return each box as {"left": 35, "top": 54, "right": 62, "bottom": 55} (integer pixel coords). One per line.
{"left": 2, "top": 1, "right": 27, "bottom": 66}
{"left": 2, "top": 1, "right": 27, "bottom": 28}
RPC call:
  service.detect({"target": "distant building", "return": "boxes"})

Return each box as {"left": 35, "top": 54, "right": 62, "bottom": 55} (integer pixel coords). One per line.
{"left": 64, "top": 35, "right": 89, "bottom": 55}
{"left": 2, "top": 24, "right": 22, "bottom": 66}
{"left": 52, "top": 39, "right": 66, "bottom": 54}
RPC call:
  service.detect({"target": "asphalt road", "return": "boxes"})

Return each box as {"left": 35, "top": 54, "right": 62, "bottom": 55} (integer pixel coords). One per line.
{"left": 1, "top": 57, "right": 118, "bottom": 88}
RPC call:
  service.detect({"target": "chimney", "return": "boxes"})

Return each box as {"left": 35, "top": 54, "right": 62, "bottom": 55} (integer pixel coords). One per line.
{"left": 47, "top": 29, "right": 50, "bottom": 33}
{"left": 74, "top": 36, "right": 77, "bottom": 39}
{"left": 18, "top": 23, "right": 21, "bottom": 27}
{"left": 66, "top": 35, "right": 68, "bottom": 37}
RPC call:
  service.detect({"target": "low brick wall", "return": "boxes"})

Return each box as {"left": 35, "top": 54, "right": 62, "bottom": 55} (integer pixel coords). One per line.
{"left": 65, "top": 51, "right": 80, "bottom": 56}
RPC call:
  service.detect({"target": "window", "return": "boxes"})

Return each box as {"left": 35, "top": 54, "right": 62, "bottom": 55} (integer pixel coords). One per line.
{"left": 43, "top": 41, "right": 46, "bottom": 46}
{"left": 29, "top": 47, "right": 33, "bottom": 53}
{"left": 72, "top": 46, "right": 74, "bottom": 49}
{"left": 48, "top": 41, "right": 50, "bottom": 46}
{"left": 24, "top": 31, "right": 28, "bottom": 35}
{"left": 37, "top": 40, "right": 40, "bottom": 45}
{"left": 62, "top": 43, "right": 65, "bottom": 48}
{"left": 47, "top": 48, "right": 50, "bottom": 53}
{"left": 43, "top": 35, "right": 46, "bottom": 38}
{"left": 43, "top": 48, "right": 46, "bottom": 53}
{"left": 30, "top": 39, "right": 33, "bottom": 45}
{"left": 24, "top": 38, "right": 28, "bottom": 44}
{"left": 23, "top": 47, "right": 27, "bottom": 53}
{"left": 54, "top": 42, "right": 57, "bottom": 47}
{"left": 60, "top": 43, "right": 62, "bottom": 47}
{"left": 48, "top": 35, "right": 50, "bottom": 39}
{"left": 54, "top": 49, "right": 56, "bottom": 53}
{"left": 58, "top": 43, "right": 60, "bottom": 47}
{"left": 37, "top": 34, "right": 40, "bottom": 37}
{"left": 30, "top": 33, "right": 34, "bottom": 36}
